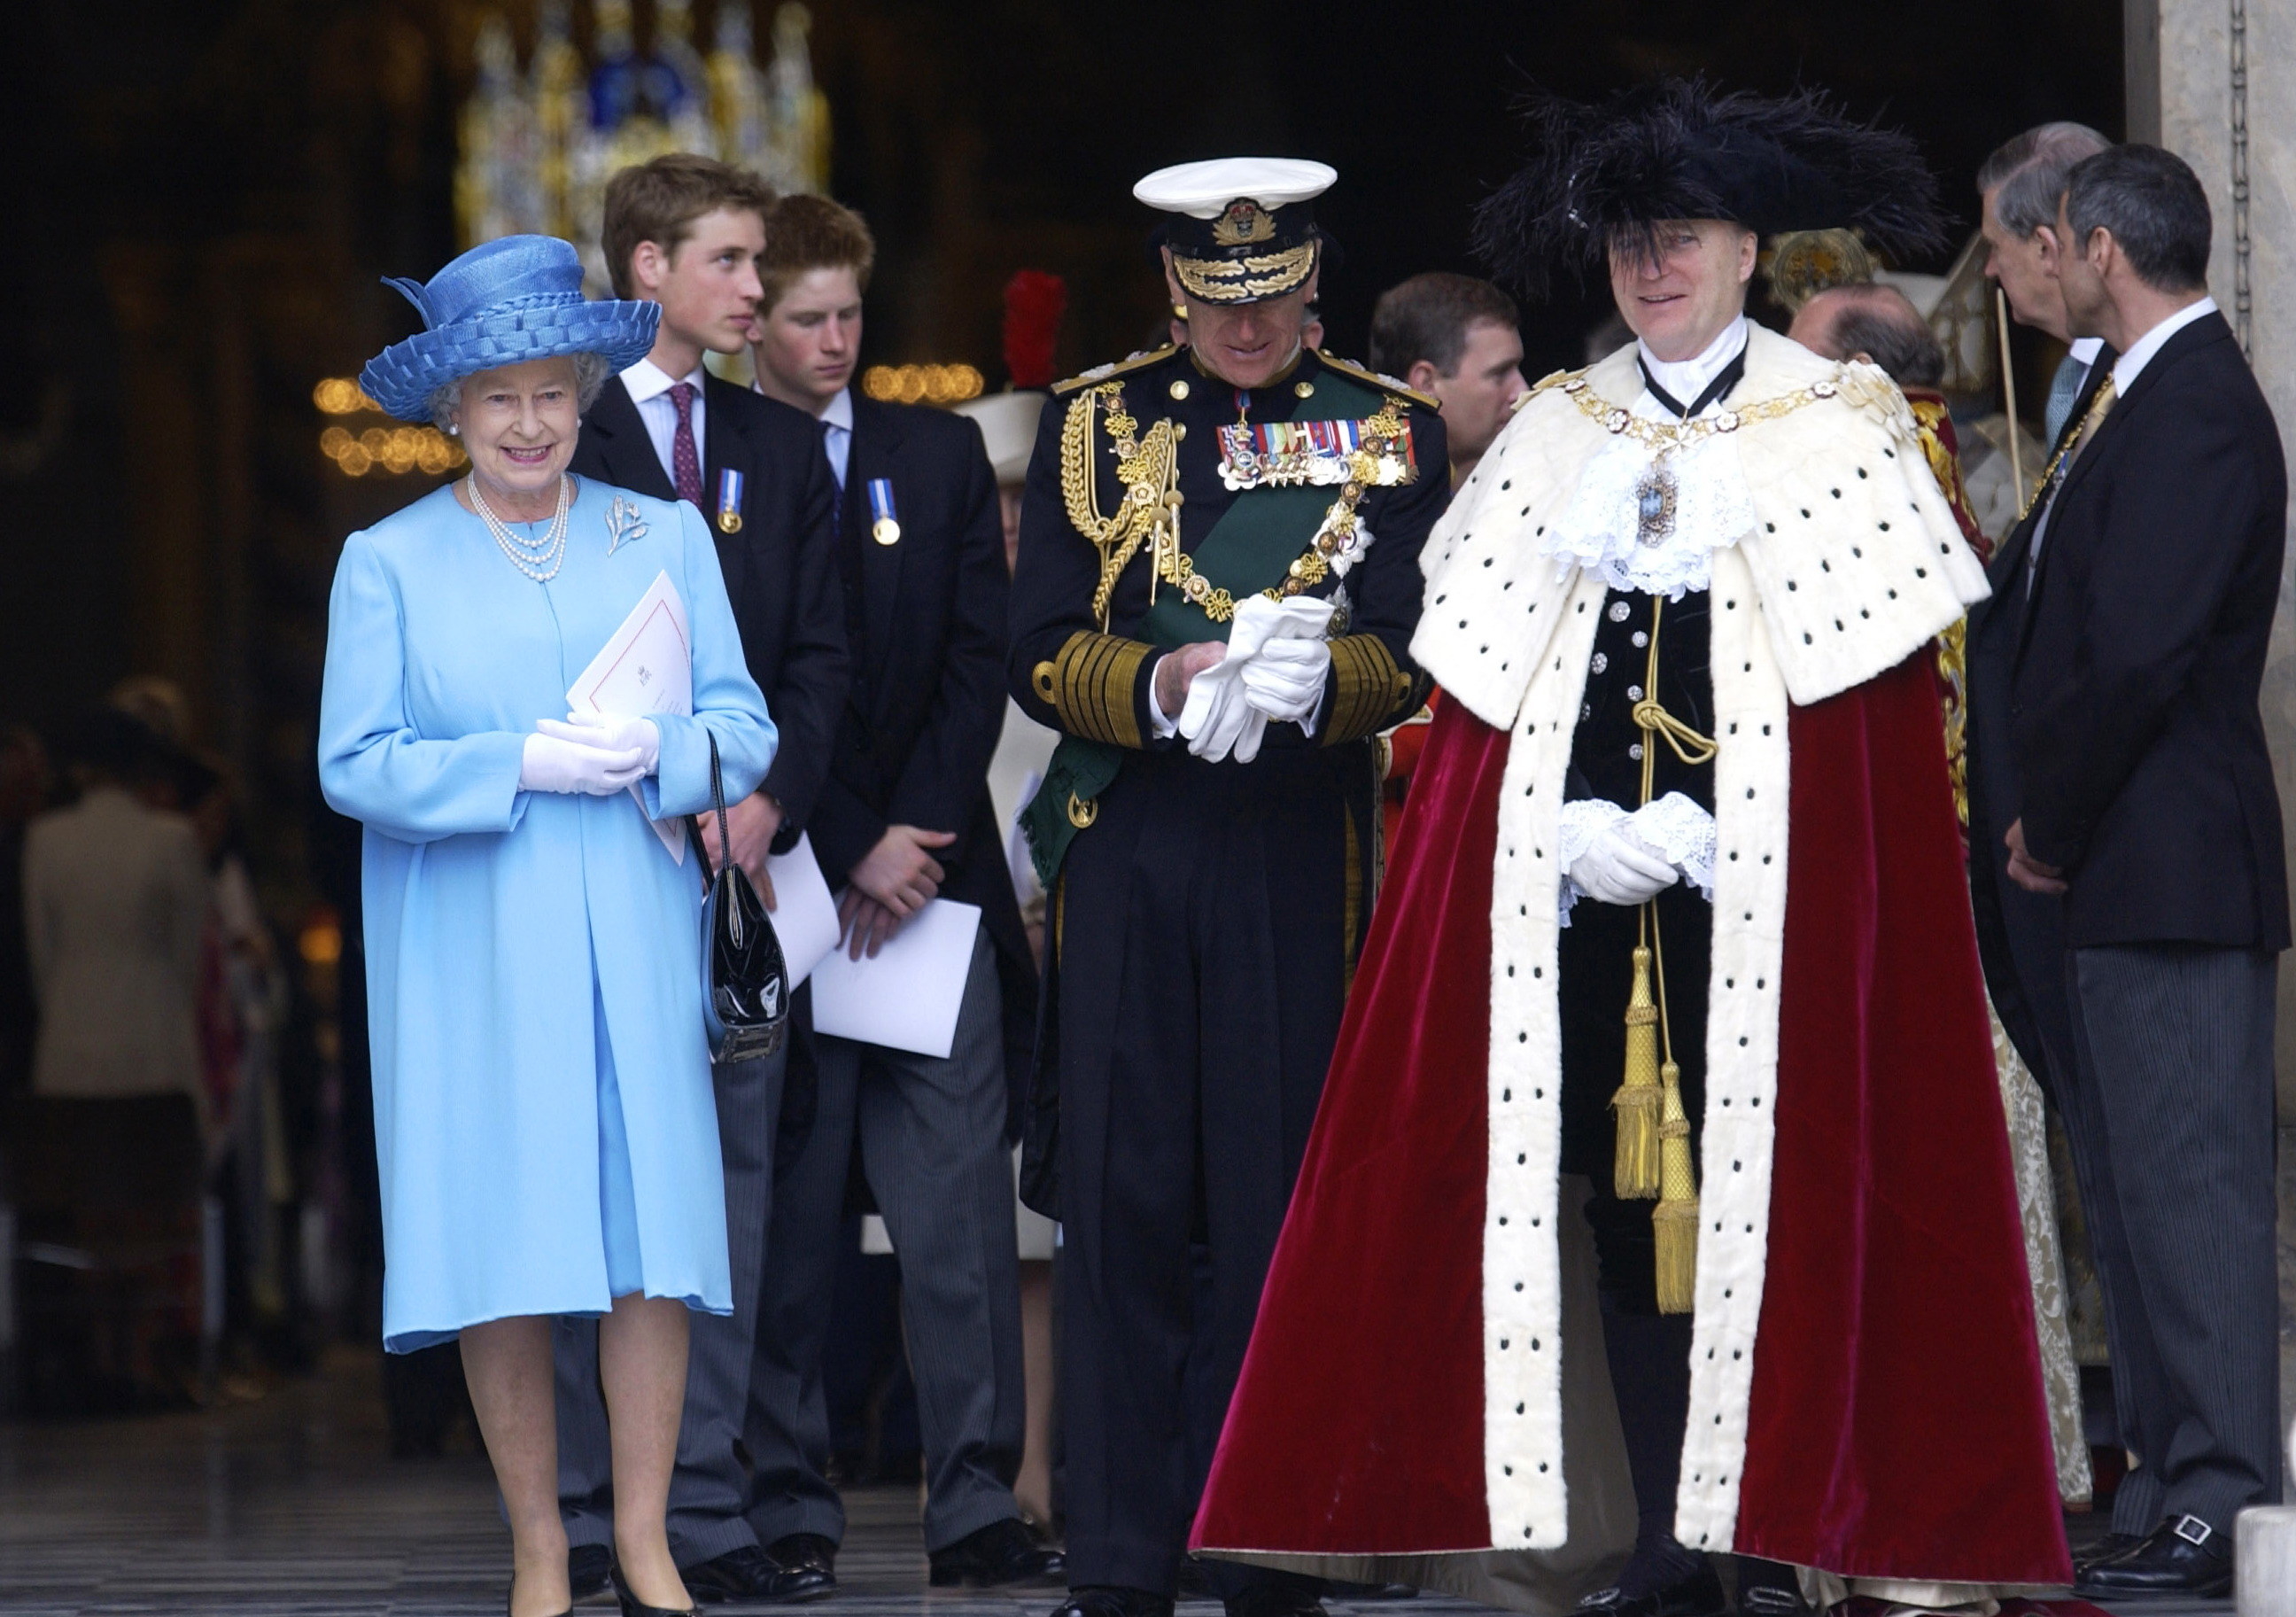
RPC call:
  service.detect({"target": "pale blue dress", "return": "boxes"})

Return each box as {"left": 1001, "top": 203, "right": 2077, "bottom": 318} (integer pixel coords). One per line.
{"left": 318, "top": 480, "right": 775, "bottom": 1351}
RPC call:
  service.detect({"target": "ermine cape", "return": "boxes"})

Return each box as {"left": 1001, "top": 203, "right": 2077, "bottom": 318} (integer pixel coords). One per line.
{"left": 1191, "top": 327, "right": 2073, "bottom": 1598}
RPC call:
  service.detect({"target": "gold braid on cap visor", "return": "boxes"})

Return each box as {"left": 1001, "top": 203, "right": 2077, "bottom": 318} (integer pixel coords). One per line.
{"left": 1171, "top": 242, "right": 1318, "bottom": 304}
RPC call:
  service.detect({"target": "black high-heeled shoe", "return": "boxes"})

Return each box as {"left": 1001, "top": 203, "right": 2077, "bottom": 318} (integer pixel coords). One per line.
{"left": 611, "top": 1564, "right": 699, "bottom": 1617}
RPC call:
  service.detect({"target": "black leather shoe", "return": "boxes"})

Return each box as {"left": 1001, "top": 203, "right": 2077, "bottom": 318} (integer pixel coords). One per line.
{"left": 682, "top": 1545, "right": 780, "bottom": 1604}
{"left": 610, "top": 1565, "right": 697, "bottom": 1617}
{"left": 569, "top": 1545, "right": 616, "bottom": 1605}
{"left": 761, "top": 1534, "right": 838, "bottom": 1603}
{"left": 1223, "top": 1582, "right": 1328, "bottom": 1617}
{"left": 1049, "top": 1587, "right": 1175, "bottom": 1617}
{"left": 2074, "top": 1514, "right": 2233, "bottom": 1599}
{"left": 1576, "top": 1563, "right": 1729, "bottom": 1617}
{"left": 929, "top": 1518, "right": 1067, "bottom": 1588}
{"left": 2071, "top": 1529, "right": 2144, "bottom": 1571}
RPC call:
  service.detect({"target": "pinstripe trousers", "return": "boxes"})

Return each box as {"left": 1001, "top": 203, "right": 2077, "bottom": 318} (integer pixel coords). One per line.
{"left": 743, "top": 933, "right": 1026, "bottom": 1555}
{"left": 2067, "top": 943, "right": 2283, "bottom": 1535}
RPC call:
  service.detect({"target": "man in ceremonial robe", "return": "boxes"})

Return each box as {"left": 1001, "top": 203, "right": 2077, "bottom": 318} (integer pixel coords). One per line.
{"left": 1006, "top": 159, "right": 1447, "bottom": 1617}
{"left": 1191, "top": 83, "right": 2072, "bottom": 1614}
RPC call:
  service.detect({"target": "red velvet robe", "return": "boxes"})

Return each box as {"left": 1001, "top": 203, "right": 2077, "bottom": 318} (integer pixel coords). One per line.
{"left": 1191, "top": 657, "right": 2072, "bottom": 1587}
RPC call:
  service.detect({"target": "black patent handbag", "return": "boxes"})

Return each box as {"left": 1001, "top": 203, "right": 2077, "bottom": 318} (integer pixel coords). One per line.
{"left": 691, "top": 734, "right": 789, "bottom": 1063}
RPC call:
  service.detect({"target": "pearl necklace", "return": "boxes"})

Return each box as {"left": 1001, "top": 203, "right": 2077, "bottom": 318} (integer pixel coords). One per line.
{"left": 469, "top": 472, "right": 576, "bottom": 581}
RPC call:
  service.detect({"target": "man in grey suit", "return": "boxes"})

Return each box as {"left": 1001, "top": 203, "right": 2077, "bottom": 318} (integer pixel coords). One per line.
{"left": 740, "top": 194, "right": 1056, "bottom": 1599}
{"left": 2009, "top": 144, "right": 2287, "bottom": 1601}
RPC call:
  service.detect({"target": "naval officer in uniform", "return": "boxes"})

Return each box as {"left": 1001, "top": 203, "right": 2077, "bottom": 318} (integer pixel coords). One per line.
{"left": 1006, "top": 159, "right": 1448, "bottom": 1617}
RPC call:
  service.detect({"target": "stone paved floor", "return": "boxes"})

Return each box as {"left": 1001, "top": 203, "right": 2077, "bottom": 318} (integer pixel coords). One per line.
{"left": 0, "top": 1349, "right": 2232, "bottom": 1615}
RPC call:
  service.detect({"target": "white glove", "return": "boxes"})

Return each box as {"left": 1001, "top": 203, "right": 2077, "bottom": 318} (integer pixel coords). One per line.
{"left": 1241, "top": 635, "right": 1330, "bottom": 730}
{"left": 536, "top": 711, "right": 661, "bottom": 777}
{"left": 1560, "top": 797, "right": 1680, "bottom": 911}
{"left": 1570, "top": 823, "right": 1681, "bottom": 905}
{"left": 1178, "top": 595, "right": 1337, "bottom": 764}
{"left": 519, "top": 730, "right": 651, "bottom": 796}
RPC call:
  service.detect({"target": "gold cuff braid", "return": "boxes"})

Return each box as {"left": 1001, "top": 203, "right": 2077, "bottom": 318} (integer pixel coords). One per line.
{"left": 1323, "top": 634, "right": 1416, "bottom": 746}
{"left": 1036, "top": 631, "right": 1152, "bottom": 749}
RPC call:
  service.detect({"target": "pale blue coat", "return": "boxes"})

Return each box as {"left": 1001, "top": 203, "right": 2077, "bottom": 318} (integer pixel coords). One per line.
{"left": 319, "top": 481, "right": 774, "bottom": 1351}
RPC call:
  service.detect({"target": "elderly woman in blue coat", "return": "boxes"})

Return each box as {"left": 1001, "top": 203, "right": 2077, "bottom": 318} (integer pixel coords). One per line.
{"left": 319, "top": 236, "right": 774, "bottom": 1617}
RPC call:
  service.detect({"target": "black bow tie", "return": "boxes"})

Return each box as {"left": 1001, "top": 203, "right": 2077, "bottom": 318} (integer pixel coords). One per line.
{"left": 1638, "top": 344, "right": 1749, "bottom": 421}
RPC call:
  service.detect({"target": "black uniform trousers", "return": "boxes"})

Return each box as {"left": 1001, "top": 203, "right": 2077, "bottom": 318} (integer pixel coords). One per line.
{"left": 1052, "top": 739, "right": 1369, "bottom": 1596}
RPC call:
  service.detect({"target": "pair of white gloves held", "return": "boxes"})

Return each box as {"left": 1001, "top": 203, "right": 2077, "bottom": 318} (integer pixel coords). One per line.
{"left": 519, "top": 711, "right": 661, "bottom": 795}
{"left": 1560, "top": 792, "right": 1718, "bottom": 912}
{"left": 1171, "top": 595, "right": 1335, "bottom": 764}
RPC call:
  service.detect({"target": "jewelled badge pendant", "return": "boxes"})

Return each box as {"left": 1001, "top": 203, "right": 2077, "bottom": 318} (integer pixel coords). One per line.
{"left": 1634, "top": 462, "right": 1679, "bottom": 546}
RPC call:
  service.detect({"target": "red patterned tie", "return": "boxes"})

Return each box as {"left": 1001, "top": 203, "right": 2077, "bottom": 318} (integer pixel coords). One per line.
{"left": 669, "top": 381, "right": 702, "bottom": 508}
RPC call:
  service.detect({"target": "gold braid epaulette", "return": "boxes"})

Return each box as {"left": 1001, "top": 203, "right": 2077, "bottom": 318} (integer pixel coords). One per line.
{"left": 1323, "top": 634, "right": 1418, "bottom": 746}
{"left": 1059, "top": 383, "right": 1183, "bottom": 630}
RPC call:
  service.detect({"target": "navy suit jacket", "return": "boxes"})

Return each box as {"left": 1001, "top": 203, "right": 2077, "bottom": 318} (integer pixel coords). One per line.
{"left": 811, "top": 393, "right": 1034, "bottom": 1123}
{"left": 2011, "top": 310, "right": 2290, "bottom": 952}
{"left": 571, "top": 373, "right": 848, "bottom": 849}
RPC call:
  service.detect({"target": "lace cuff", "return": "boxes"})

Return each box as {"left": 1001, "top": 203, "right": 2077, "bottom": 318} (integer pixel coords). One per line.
{"left": 1555, "top": 797, "right": 1630, "bottom": 926}
{"left": 1626, "top": 791, "right": 1716, "bottom": 900}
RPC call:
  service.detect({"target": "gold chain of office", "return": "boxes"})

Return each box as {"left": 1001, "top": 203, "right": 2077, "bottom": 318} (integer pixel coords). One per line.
{"left": 1059, "top": 381, "right": 1406, "bottom": 627}
{"left": 1529, "top": 360, "right": 1907, "bottom": 452}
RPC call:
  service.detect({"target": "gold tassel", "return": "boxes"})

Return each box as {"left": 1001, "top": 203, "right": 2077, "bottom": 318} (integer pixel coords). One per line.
{"left": 1653, "top": 1058, "right": 1700, "bottom": 1314}
{"left": 1610, "top": 944, "right": 1663, "bottom": 1199}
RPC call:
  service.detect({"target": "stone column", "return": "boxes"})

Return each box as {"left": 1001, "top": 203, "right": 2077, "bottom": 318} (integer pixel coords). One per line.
{"left": 2133, "top": 0, "right": 2296, "bottom": 1512}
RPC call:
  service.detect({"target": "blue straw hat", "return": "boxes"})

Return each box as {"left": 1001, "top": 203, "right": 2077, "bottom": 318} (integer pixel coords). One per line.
{"left": 359, "top": 235, "right": 662, "bottom": 422}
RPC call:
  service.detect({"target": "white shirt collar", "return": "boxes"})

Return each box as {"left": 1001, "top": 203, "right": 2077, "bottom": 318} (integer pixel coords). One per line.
{"left": 622, "top": 355, "right": 707, "bottom": 404}
{"left": 2067, "top": 336, "right": 2105, "bottom": 366}
{"left": 821, "top": 386, "right": 855, "bottom": 434}
{"left": 1637, "top": 315, "right": 1749, "bottom": 416}
{"left": 2111, "top": 296, "right": 2216, "bottom": 393}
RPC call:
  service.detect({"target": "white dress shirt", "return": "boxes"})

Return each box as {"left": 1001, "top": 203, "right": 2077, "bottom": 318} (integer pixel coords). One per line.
{"left": 2067, "top": 336, "right": 2105, "bottom": 369}
{"left": 819, "top": 385, "right": 855, "bottom": 492}
{"left": 2111, "top": 295, "right": 2218, "bottom": 393}
{"left": 622, "top": 356, "right": 710, "bottom": 486}
{"left": 1637, "top": 315, "right": 1750, "bottom": 419}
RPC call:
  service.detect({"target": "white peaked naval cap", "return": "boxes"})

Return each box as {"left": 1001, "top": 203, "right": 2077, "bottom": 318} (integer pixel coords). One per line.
{"left": 1133, "top": 158, "right": 1337, "bottom": 218}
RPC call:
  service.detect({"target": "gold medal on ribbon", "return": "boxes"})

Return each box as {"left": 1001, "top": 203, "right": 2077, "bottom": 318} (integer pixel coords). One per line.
{"left": 866, "top": 477, "right": 901, "bottom": 545}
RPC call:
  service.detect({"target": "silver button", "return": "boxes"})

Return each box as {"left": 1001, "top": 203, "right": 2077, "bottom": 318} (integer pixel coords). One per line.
{"left": 1632, "top": 631, "right": 1649, "bottom": 648}
{"left": 1626, "top": 684, "right": 1643, "bottom": 700}
{"left": 1589, "top": 652, "right": 1608, "bottom": 674}
{"left": 1581, "top": 703, "right": 1593, "bottom": 720}
{"left": 1608, "top": 601, "right": 1632, "bottom": 623}
{"left": 1629, "top": 743, "right": 1645, "bottom": 760}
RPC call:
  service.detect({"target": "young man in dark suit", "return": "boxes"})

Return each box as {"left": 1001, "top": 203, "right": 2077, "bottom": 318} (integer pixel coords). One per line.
{"left": 555, "top": 152, "right": 849, "bottom": 1605}
{"left": 2008, "top": 144, "right": 2288, "bottom": 1600}
{"left": 741, "top": 193, "right": 1054, "bottom": 1595}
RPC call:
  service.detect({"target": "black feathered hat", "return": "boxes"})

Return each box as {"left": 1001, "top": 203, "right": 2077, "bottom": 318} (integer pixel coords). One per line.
{"left": 1473, "top": 79, "right": 1949, "bottom": 293}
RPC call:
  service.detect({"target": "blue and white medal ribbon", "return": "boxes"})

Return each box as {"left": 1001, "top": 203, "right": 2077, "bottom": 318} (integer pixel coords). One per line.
{"left": 867, "top": 478, "right": 900, "bottom": 546}
{"left": 716, "top": 468, "right": 745, "bottom": 534}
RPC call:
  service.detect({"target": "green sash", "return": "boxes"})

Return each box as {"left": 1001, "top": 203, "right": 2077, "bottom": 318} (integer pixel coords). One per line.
{"left": 1020, "top": 366, "right": 1389, "bottom": 887}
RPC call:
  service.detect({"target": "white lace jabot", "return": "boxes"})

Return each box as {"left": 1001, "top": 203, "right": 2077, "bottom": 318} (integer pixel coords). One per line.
{"left": 1538, "top": 319, "right": 1756, "bottom": 600}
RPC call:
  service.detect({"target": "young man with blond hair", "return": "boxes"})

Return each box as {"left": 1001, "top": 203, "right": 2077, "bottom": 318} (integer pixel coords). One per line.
{"left": 555, "top": 150, "right": 849, "bottom": 1607}
{"left": 743, "top": 193, "right": 1056, "bottom": 1596}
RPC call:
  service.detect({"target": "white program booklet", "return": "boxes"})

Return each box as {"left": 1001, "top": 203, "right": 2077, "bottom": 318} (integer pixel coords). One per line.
{"left": 809, "top": 898, "right": 982, "bottom": 1059}
{"left": 566, "top": 571, "right": 692, "bottom": 861}
{"left": 764, "top": 832, "right": 842, "bottom": 989}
